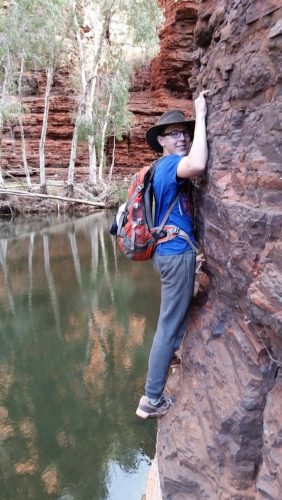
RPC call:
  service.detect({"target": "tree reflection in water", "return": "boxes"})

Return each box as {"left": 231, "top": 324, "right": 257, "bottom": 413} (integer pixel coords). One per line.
{"left": 0, "top": 212, "right": 159, "bottom": 500}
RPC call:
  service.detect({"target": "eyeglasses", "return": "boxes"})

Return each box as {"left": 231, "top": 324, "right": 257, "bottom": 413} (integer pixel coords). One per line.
{"left": 161, "top": 130, "right": 190, "bottom": 139}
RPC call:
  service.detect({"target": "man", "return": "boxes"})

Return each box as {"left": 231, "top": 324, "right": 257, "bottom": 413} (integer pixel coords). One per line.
{"left": 136, "top": 90, "right": 208, "bottom": 419}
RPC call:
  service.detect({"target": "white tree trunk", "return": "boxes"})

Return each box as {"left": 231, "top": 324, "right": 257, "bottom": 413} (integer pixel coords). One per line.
{"left": 99, "top": 92, "right": 112, "bottom": 181}
{"left": 39, "top": 66, "right": 54, "bottom": 193}
{"left": 88, "top": 135, "right": 97, "bottom": 184}
{"left": 87, "top": 61, "right": 99, "bottom": 114}
{"left": 0, "top": 64, "right": 9, "bottom": 188}
{"left": 69, "top": 4, "right": 109, "bottom": 187}
{"left": 67, "top": 0, "right": 88, "bottom": 193}
{"left": 86, "top": 16, "right": 108, "bottom": 185}
{"left": 67, "top": 112, "right": 80, "bottom": 192}
{"left": 86, "top": 60, "right": 99, "bottom": 185}
{"left": 72, "top": 0, "right": 87, "bottom": 94}
{"left": 18, "top": 55, "right": 32, "bottom": 190}
{"left": 108, "top": 133, "right": 116, "bottom": 182}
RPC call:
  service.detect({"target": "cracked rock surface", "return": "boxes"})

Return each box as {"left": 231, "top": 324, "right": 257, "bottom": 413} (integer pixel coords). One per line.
{"left": 152, "top": 1, "right": 282, "bottom": 499}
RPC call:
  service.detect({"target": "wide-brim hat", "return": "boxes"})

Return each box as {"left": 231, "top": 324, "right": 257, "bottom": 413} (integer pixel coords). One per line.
{"left": 146, "top": 109, "right": 195, "bottom": 153}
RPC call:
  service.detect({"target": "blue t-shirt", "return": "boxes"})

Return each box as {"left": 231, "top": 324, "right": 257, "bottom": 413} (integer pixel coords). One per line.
{"left": 153, "top": 155, "right": 195, "bottom": 255}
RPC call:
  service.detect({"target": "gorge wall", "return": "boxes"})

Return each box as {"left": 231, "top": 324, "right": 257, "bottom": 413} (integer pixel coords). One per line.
{"left": 152, "top": 1, "right": 282, "bottom": 499}
{"left": 1, "top": 1, "right": 281, "bottom": 497}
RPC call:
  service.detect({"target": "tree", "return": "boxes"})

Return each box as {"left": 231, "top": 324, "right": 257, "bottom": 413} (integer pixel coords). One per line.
{"left": 94, "top": 54, "right": 132, "bottom": 182}
{"left": 0, "top": 62, "right": 10, "bottom": 188}
{"left": 67, "top": 0, "right": 163, "bottom": 192}
{"left": 0, "top": 0, "right": 39, "bottom": 190}
{"left": 0, "top": 0, "right": 74, "bottom": 193}
{"left": 4, "top": 0, "right": 37, "bottom": 190}
{"left": 0, "top": 7, "right": 19, "bottom": 188}
{"left": 67, "top": 0, "right": 89, "bottom": 194}
{"left": 33, "top": 0, "right": 74, "bottom": 193}
{"left": 67, "top": 0, "right": 112, "bottom": 194}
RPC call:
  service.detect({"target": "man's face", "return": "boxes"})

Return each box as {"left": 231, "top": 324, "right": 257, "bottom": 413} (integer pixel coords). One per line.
{"left": 157, "top": 123, "right": 191, "bottom": 156}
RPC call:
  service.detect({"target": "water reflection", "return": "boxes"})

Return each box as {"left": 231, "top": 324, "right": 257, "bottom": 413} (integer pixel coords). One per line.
{"left": 0, "top": 212, "right": 159, "bottom": 500}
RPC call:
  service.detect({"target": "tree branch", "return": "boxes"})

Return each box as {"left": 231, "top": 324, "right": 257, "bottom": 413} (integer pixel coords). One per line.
{"left": 0, "top": 189, "right": 105, "bottom": 208}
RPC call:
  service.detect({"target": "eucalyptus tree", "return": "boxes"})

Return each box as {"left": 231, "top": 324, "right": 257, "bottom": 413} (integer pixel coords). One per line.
{"left": 107, "top": 65, "right": 132, "bottom": 182}
{"left": 96, "top": 54, "right": 132, "bottom": 182}
{"left": 67, "top": 0, "right": 162, "bottom": 191}
{"left": 0, "top": 7, "right": 19, "bottom": 188}
{"left": 67, "top": 0, "right": 90, "bottom": 194}
{"left": 33, "top": 0, "right": 74, "bottom": 193}
{"left": 1, "top": 0, "right": 38, "bottom": 190}
{"left": 67, "top": 0, "right": 113, "bottom": 193}
{"left": 0, "top": 61, "right": 11, "bottom": 188}
{"left": 0, "top": 0, "right": 74, "bottom": 193}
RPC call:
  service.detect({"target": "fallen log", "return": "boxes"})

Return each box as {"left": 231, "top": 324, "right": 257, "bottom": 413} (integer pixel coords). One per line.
{"left": 0, "top": 188, "right": 105, "bottom": 208}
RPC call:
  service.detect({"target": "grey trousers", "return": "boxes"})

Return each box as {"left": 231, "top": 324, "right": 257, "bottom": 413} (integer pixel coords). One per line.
{"left": 145, "top": 249, "right": 196, "bottom": 401}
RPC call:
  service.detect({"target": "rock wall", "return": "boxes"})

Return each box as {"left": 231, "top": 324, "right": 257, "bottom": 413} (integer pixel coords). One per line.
{"left": 154, "top": 0, "right": 282, "bottom": 499}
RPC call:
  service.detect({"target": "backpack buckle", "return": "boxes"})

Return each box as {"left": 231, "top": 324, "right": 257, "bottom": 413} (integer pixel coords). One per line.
{"left": 172, "top": 226, "right": 180, "bottom": 235}
{"left": 153, "top": 229, "right": 167, "bottom": 241}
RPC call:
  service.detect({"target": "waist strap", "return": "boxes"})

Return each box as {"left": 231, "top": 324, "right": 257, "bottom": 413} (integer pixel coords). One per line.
{"left": 152, "top": 225, "right": 198, "bottom": 253}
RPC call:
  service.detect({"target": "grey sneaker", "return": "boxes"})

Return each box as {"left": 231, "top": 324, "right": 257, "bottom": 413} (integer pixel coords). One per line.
{"left": 136, "top": 394, "right": 175, "bottom": 419}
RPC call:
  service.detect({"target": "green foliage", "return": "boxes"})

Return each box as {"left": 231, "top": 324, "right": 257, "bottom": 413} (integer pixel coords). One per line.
{"left": 111, "top": 181, "right": 130, "bottom": 205}
{"left": 0, "top": 101, "right": 21, "bottom": 123}
{"left": 76, "top": 116, "right": 95, "bottom": 142}
{"left": 126, "top": 0, "right": 164, "bottom": 48}
{"left": 0, "top": 0, "right": 74, "bottom": 126}
{"left": 91, "top": 0, "right": 163, "bottom": 49}
{"left": 0, "top": 0, "right": 74, "bottom": 76}
{"left": 101, "top": 53, "right": 133, "bottom": 138}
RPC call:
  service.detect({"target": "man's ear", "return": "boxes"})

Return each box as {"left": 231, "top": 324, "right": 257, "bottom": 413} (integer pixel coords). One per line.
{"left": 157, "top": 135, "right": 165, "bottom": 148}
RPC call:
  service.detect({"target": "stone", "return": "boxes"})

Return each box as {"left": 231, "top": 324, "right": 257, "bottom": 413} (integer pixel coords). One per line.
{"left": 149, "top": 1, "right": 282, "bottom": 499}
{"left": 268, "top": 18, "right": 282, "bottom": 38}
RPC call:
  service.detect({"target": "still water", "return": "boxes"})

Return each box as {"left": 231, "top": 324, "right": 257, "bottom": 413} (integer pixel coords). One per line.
{"left": 0, "top": 211, "right": 160, "bottom": 500}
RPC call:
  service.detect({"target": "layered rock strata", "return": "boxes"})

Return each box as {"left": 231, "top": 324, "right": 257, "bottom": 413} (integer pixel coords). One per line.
{"left": 2, "top": 69, "right": 90, "bottom": 181}
{"left": 154, "top": 0, "right": 282, "bottom": 499}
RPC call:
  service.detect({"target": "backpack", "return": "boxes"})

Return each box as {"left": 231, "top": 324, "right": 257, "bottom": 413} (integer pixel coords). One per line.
{"left": 110, "top": 160, "right": 197, "bottom": 261}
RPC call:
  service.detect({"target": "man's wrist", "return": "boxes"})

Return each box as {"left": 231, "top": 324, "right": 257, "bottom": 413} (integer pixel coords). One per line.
{"left": 195, "top": 112, "right": 206, "bottom": 120}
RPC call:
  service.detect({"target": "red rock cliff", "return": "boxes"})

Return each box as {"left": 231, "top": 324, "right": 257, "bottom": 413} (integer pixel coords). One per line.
{"left": 153, "top": 1, "right": 282, "bottom": 499}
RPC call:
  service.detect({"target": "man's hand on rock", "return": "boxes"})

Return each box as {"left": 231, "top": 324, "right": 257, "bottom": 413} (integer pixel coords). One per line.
{"left": 194, "top": 90, "right": 209, "bottom": 118}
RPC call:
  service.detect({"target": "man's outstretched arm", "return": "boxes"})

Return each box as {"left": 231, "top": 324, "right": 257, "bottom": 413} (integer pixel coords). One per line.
{"left": 177, "top": 90, "right": 209, "bottom": 179}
